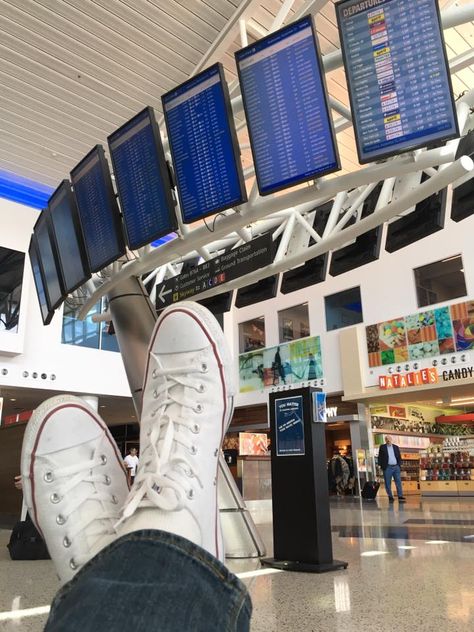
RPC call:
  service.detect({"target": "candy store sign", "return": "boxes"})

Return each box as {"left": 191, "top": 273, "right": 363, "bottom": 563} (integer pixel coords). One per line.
{"left": 442, "top": 366, "right": 474, "bottom": 381}
{"left": 379, "top": 368, "right": 438, "bottom": 390}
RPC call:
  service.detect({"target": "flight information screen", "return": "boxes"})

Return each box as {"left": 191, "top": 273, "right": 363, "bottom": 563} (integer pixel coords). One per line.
{"left": 108, "top": 107, "right": 177, "bottom": 250}
{"left": 48, "top": 180, "right": 90, "bottom": 295}
{"left": 235, "top": 15, "right": 340, "bottom": 196}
{"left": 162, "top": 63, "right": 247, "bottom": 223}
{"left": 29, "top": 237, "right": 53, "bottom": 325}
{"left": 337, "top": 0, "right": 459, "bottom": 163}
{"left": 34, "top": 212, "right": 63, "bottom": 311}
{"left": 71, "top": 146, "right": 126, "bottom": 272}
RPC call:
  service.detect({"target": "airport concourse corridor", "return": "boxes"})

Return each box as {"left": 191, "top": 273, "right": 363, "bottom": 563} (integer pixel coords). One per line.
{"left": 0, "top": 497, "right": 473, "bottom": 632}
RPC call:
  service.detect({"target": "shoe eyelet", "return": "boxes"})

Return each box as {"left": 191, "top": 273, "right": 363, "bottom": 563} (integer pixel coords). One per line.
{"left": 151, "top": 410, "right": 157, "bottom": 418}
{"left": 111, "top": 495, "right": 118, "bottom": 505}
{"left": 187, "top": 489, "right": 195, "bottom": 500}
{"left": 147, "top": 428, "right": 152, "bottom": 436}
{"left": 100, "top": 455, "right": 107, "bottom": 465}
{"left": 50, "top": 493, "right": 61, "bottom": 504}
{"left": 198, "top": 383, "right": 205, "bottom": 393}
{"left": 190, "top": 445, "right": 197, "bottom": 455}
{"left": 194, "top": 404, "right": 203, "bottom": 414}
{"left": 56, "top": 515, "right": 67, "bottom": 525}
{"left": 69, "top": 558, "right": 78, "bottom": 570}
{"left": 44, "top": 471, "right": 54, "bottom": 483}
{"left": 192, "top": 423, "right": 200, "bottom": 434}
{"left": 185, "top": 468, "right": 194, "bottom": 478}
{"left": 214, "top": 448, "right": 219, "bottom": 457}
{"left": 152, "top": 369, "right": 158, "bottom": 379}
{"left": 201, "top": 363, "right": 208, "bottom": 373}
{"left": 104, "top": 475, "right": 111, "bottom": 485}
{"left": 153, "top": 390, "right": 158, "bottom": 399}
{"left": 63, "top": 536, "right": 71, "bottom": 548}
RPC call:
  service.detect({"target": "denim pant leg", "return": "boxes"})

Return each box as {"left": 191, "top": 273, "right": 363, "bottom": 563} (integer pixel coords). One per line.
{"left": 383, "top": 467, "right": 393, "bottom": 498}
{"left": 392, "top": 465, "right": 404, "bottom": 497}
{"left": 45, "top": 530, "right": 252, "bottom": 632}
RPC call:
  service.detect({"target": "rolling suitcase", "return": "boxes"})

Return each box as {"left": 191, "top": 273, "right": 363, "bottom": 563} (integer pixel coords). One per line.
{"left": 361, "top": 480, "right": 380, "bottom": 500}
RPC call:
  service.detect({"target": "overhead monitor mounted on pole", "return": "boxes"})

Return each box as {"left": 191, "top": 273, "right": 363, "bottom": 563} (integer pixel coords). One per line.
{"left": 336, "top": 0, "right": 459, "bottom": 164}
{"left": 48, "top": 180, "right": 91, "bottom": 295}
{"left": 162, "top": 63, "right": 247, "bottom": 223}
{"left": 108, "top": 107, "right": 177, "bottom": 250}
{"left": 28, "top": 236, "right": 54, "bottom": 326}
{"left": 235, "top": 15, "right": 340, "bottom": 196}
{"left": 71, "top": 145, "right": 126, "bottom": 273}
{"left": 33, "top": 210, "right": 64, "bottom": 312}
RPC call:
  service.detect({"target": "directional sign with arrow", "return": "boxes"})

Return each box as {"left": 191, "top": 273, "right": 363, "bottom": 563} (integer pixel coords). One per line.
{"left": 155, "top": 233, "right": 272, "bottom": 309}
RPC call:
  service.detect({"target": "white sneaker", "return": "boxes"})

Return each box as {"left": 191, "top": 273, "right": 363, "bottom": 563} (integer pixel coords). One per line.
{"left": 117, "top": 302, "right": 235, "bottom": 561}
{"left": 21, "top": 395, "right": 129, "bottom": 584}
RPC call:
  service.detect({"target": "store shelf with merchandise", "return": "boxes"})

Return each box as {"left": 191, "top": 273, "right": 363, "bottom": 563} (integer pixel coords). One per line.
{"left": 419, "top": 436, "right": 474, "bottom": 496}
{"left": 370, "top": 403, "right": 474, "bottom": 497}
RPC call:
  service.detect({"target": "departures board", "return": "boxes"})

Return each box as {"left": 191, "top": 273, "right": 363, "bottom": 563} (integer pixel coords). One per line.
{"left": 336, "top": 0, "right": 458, "bottom": 163}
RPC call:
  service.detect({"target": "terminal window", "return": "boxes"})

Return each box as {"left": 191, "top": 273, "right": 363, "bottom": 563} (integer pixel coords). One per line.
{"left": 239, "top": 317, "right": 265, "bottom": 353}
{"left": 414, "top": 255, "right": 467, "bottom": 308}
{"left": 325, "top": 287, "right": 363, "bottom": 331}
{"left": 62, "top": 298, "right": 119, "bottom": 352}
{"left": 278, "top": 303, "right": 310, "bottom": 343}
{"left": 0, "top": 246, "right": 25, "bottom": 334}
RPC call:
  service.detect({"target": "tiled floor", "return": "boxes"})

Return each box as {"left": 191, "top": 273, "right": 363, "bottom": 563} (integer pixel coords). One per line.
{"left": 1, "top": 496, "right": 473, "bottom": 631}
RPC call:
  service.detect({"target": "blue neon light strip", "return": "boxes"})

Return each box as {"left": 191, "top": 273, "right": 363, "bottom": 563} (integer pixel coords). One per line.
{"left": 151, "top": 233, "right": 176, "bottom": 248}
{"left": 0, "top": 170, "right": 53, "bottom": 209}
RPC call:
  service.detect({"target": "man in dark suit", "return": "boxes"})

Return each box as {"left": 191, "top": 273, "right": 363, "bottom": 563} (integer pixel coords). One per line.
{"left": 378, "top": 436, "right": 406, "bottom": 503}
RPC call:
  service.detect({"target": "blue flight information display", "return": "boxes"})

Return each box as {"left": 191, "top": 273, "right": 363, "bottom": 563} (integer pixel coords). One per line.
{"left": 235, "top": 15, "right": 340, "bottom": 196}
{"left": 34, "top": 213, "right": 63, "bottom": 311}
{"left": 162, "top": 63, "right": 246, "bottom": 223}
{"left": 336, "top": 0, "right": 459, "bottom": 163}
{"left": 29, "top": 238, "right": 53, "bottom": 325}
{"left": 71, "top": 146, "right": 126, "bottom": 273}
{"left": 108, "top": 107, "right": 177, "bottom": 250}
{"left": 48, "top": 181, "right": 90, "bottom": 295}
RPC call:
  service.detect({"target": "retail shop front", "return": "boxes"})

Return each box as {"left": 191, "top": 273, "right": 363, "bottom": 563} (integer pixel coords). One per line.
{"left": 340, "top": 303, "right": 474, "bottom": 499}
{"left": 224, "top": 395, "right": 369, "bottom": 499}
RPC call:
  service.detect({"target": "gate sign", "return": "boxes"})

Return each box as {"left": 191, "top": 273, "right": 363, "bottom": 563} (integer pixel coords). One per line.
{"left": 155, "top": 233, "right": 272, "bottom": 309}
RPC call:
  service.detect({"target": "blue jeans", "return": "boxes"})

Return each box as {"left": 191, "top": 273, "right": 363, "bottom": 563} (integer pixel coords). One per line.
{"left": 383, "top": 465, "right": 403, "bottom": 498}
{"left": 45, "top": 530, "right": 252, "bottom": 631}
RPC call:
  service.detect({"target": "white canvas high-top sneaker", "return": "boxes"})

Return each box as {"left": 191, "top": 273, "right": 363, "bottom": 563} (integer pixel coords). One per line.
{"left": 117, "top": 302, "right": 235, "bottom": 562}
{"left": 21, "top": 395, "right": 129, "bottom": 584}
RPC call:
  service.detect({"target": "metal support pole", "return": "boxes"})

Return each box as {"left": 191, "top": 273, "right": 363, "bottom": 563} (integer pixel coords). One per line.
{"left": 107, "top": 276, "right": 157, "bottom": 415}
{"left": 107, "top": 276, "right": 265, "bottom": 558}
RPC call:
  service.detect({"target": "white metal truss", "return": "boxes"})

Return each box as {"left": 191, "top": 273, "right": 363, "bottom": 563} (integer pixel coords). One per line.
{"left": 77, "top": 2, "right": 474, "bottom": 319}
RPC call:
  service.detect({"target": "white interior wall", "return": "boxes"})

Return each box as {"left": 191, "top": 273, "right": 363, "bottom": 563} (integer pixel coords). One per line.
{"left": 0, "top": 198, "right": 130, "bottom": 398}
{"left": 231, "top": 188, "right": 474, "bottom": 408}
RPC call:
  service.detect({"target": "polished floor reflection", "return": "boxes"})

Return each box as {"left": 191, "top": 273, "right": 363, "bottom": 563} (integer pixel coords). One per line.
{"left": 0, "top": 497, "right": 473, "bottom": 631}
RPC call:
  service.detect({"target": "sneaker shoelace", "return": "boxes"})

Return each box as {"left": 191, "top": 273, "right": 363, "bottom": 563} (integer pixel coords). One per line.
{"left": 117, "top": 356, "right": 206, "bottom": 525}
{"left": 44, "top": 447, "right": 119, "bottom": 569}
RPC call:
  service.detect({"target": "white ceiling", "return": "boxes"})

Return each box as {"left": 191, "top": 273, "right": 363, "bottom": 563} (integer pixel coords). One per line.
{"left": 0, "top": 0, "right": 472, "bottom": 190}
